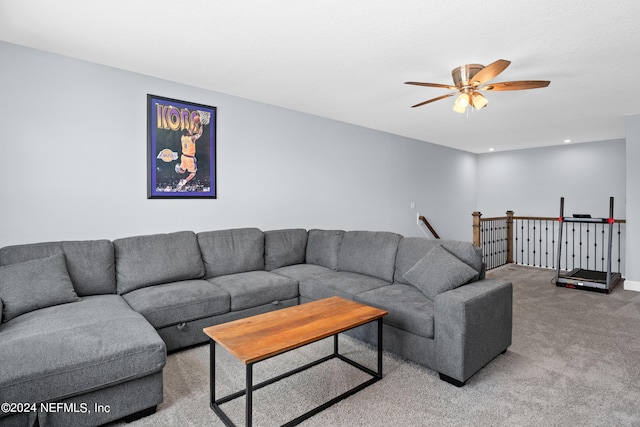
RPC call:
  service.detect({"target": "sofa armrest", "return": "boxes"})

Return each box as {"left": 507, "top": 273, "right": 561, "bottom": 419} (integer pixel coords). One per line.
{"left": 434, "top": 279, "right": 512, "bottom": 385}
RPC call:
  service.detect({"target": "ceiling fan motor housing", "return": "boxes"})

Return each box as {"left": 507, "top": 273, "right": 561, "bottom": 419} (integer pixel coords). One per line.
{"left": 452, "top": 64, "right": 484, "bottom": 87}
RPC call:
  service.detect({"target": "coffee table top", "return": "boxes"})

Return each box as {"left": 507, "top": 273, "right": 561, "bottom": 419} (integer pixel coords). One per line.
{"left": 203, "top": 296, "right": 387, "bottom": 364}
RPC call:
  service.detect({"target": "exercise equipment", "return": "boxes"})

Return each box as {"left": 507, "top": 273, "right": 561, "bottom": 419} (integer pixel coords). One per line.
{"left": 555, "top": 197, "right": 621, "bottom": 293}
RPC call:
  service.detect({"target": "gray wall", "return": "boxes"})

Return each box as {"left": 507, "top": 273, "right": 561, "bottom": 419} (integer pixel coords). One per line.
{"left": 0, "top": 42, "right": 476, "bottom": 247}
{"left": 626, "top": 115, "right": 640, "bottom": 289}
{"left": 477, "top": 140, "right": 626, "bottom": 218}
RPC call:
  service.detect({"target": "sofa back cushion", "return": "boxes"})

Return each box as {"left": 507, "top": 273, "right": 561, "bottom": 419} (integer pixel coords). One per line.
{"left": 0, "top": 240, "right": 116, "bottom": 296}
{"left": 394, "top": 237, "right": 483, "bottom": 285}
{"left": 337, "top": 231, "right": 402, "bottom": 282}
{"left": 114, "top": 231, "right": 204, "bottom": 294}
{"left": 264, "top": 229, "right": 308, "bottom": 271}
{"left": 197, "top": 228, "right": 264, "bottom": 278}
{"left": 305, "top": 229, "right": 344, "bottom": 270}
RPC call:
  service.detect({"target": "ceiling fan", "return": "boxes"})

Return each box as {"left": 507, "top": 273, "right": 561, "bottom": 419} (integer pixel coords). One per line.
{"left": 405, "top": 59, "right": 550, "bottom": 113}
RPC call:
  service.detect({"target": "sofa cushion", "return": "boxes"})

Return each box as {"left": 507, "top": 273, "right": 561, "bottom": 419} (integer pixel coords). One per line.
{"left": 272, "top": 264, "right": 334, "bottom": 282}
{"left": 114, "top": 231, "right": 205, "bottom": 294}
{"left": 0, "top": 295, "right": 166, "bottom": 406}
{"left": 0, "top": 254, "right": 80, "bottom": 323}
{"left": 403, "top": 245, "right": 479, "bottom": 300}
{"left": 0, "top": 240, "right": 116, "bottom": 296}
{"left": 394, "top": 238, "right": 483, "bottom": 285}
{"left": 356, "top": 284, "right": 435, "bottom": 338}
{"left": 337, "top": 231, "right": 402, "bottom": 282}
{"left": 264, "top": 229, "right": 308, "bottom": 271}
{"left": 208, "top": 271, "right": 299, "bottom": 311}
{"left": 198, "top": 228, "right": 264, "bottom": 278}
{"left": 299, "top": 271, "right": 390, "bottom": 302}
{"left": 305, "top": 229, "right": 344, "bottom": 270}
{"left": 122, "top": 279, "right": 230, "bottom": 329}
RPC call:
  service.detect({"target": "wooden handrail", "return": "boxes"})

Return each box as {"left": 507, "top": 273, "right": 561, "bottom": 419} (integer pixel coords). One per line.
{"left": 418, "top": 215, "right": 440, "bottom": 239}
{"left": 479, "top": 215, "right": 626, "bottom": 224}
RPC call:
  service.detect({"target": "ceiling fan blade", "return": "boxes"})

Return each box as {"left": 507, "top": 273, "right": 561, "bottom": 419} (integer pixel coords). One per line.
{"left": 470, "top": 59, "right": 511, "bottom": 85}
{"left": 405, "top": 81, "right": 458, "bottom": 91}
{"left": 410, "top": 92, "right": 456, "bottom": 108}
{"left": 479, "top": 80, "right": 550, "bottom": 91}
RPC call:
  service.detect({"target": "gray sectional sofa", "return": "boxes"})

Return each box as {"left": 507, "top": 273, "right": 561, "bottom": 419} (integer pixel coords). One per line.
{"left": 0, "top": 227, "right": 512, "bottom": 426}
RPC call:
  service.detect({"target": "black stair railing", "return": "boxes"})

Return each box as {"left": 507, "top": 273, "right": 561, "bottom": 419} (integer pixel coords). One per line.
{"left": 472, "top": 211, "right": 626, "bottom": 273}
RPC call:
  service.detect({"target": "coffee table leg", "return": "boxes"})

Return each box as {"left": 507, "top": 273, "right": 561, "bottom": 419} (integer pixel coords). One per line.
{"left": 377, "top": 317, "right": 383, "bottom": 376}
{"left": 210, "top": 339, "right": 216, "bottom": 405}
{"left": 246, "top": 363, "right": 253, "bottom": 427}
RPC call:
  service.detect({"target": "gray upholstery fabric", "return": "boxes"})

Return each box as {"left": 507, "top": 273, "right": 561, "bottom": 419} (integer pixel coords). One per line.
{"left": 347, "top": 320, "right": 438, "bottom": 372}
{"left": 0, "top": 240, "right": 116, "bottom": 296}
{"left": 0, "top": 295, "right": 166, "bottom": 406}
{"left": 271, "top": 263, "right": 334, "bottom": 281}
{"left": 208, "top": 271, "right": 299, "bottom": 311}
{"left": 298, "top": 270, "right": 390, "bottom": 302}
{"left": 403, "top": 245, "right": 479, "bottom": 300}
{"left": 337, "top": 231, "right": 401, "bottom": 282}
{"left": 356, "top": 283, "right": 435, "bottom": 338}
{"left": 1, "top": 372, "right": 163, "bottom": 427}
{"left": 122, "top": 279, "right": 230, "bottom": 328}
{"left": 40, "top": 372, "right": 162, "bottom": 427}
{"left": 114, "top": 231, "right": 205, "bottom": 294}
{"left": 264, "top": 229, "right": 308, "bottom": 270}
{"left": 157, "top": 297, "right": 298, "bottom": 351}
{"left": 305, "top": 229, "right": 344, "bottom": 270}
{"left": 435, "top": 279, "right": 513, "bottom": 382}
{"left": 0, "top": 254, "right": 80, "bottom": 323}
{"left": 394, "top": 237, "right": 483, "bottom": 285}
{"left": 197, "top": 228, "right": 264, "bottom": 278}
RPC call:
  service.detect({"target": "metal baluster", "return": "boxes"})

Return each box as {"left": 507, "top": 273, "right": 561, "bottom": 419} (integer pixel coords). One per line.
{"left": 544, "top": 220, "right": 549, "bottom": 268}
{"left": 515, "top": 219, "right": 519, "bottom": 265}
{"left": 571, "top": 224, "right": 576, "bottom": 270}
{"left": 617, "top": 222, "right": 622, "bottom": 274}
{"left": 585, "top": 222, "right": 590, "bottom": 270}
{"left": 565, "top": 222, "right": 569, "bottom": 270}
{"left": 532, "top": 220, "right": 536, "bottom": 266}
{"left": 580, "top": 223, "right": 583, "bottom": 269}
{"left": 551, "top": 220, "right": 556, "bottom": 269}
{"left": 601, "top": 223, "right": 606, "bottom": 272}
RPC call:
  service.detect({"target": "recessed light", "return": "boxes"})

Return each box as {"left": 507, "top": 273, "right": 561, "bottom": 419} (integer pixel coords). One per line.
{"left": 564, "top": 139, "right": 572, "bottom": 143}
{"left": 488, "top": 148, "right": 495, "bottom": 152}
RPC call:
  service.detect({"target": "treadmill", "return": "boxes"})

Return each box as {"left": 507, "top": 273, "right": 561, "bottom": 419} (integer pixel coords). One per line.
{"left": 555, "top": 197, "right": 621, "bottom": 294}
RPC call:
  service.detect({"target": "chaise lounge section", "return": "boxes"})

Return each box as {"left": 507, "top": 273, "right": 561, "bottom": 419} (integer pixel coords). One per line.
{"left": 0, "top": 241, "right": 166, "bottom": 427}
{"left": 0, "top": 227, "right": 512, "bottom": 426}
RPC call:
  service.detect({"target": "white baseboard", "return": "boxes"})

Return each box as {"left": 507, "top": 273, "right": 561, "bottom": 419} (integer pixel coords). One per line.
{"left": 624, "top": 279, "right": 640, "bottom": 292}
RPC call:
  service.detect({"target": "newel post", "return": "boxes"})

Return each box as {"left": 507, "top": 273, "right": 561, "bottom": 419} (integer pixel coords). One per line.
{"left": 506, "top": 210, "right": 514, "bottom": 264}
{"left": 472, "top": 211, "right": 482, "bottom": 247}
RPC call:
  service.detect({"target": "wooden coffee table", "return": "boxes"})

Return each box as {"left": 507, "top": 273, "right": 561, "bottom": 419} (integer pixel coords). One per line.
{"left": 203, "top": 296, "right": 388, "bottom": 427}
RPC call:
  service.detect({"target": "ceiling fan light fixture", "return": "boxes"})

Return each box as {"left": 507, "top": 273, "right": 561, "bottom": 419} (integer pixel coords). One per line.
{"left": 470, "top": 92, "right": 488, "bottom": 109}
{"left": 455, "top": 93, "right": 469, "bottom": 106}
{"left": 453, "top": 102, "right": 467, "bottom": 113}
{"left": 456, "top": 93, "right": 469, "bottom": 107}
{"left": 453, "top": 93, "right": 470, "bottom": 113}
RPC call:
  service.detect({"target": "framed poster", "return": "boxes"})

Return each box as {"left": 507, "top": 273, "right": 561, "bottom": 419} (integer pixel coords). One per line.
{"left": 147, "top": 94, "right": 216, "bottom": 198}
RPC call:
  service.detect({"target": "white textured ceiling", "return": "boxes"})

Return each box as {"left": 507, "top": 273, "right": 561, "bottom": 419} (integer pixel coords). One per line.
{"left": 1, "top": 0, "right": 639, "bottom": 153}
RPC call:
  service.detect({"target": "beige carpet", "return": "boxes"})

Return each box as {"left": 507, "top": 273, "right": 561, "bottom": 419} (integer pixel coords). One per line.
{"left": 111, "top": 265, "right": 640, "bottom": 426}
